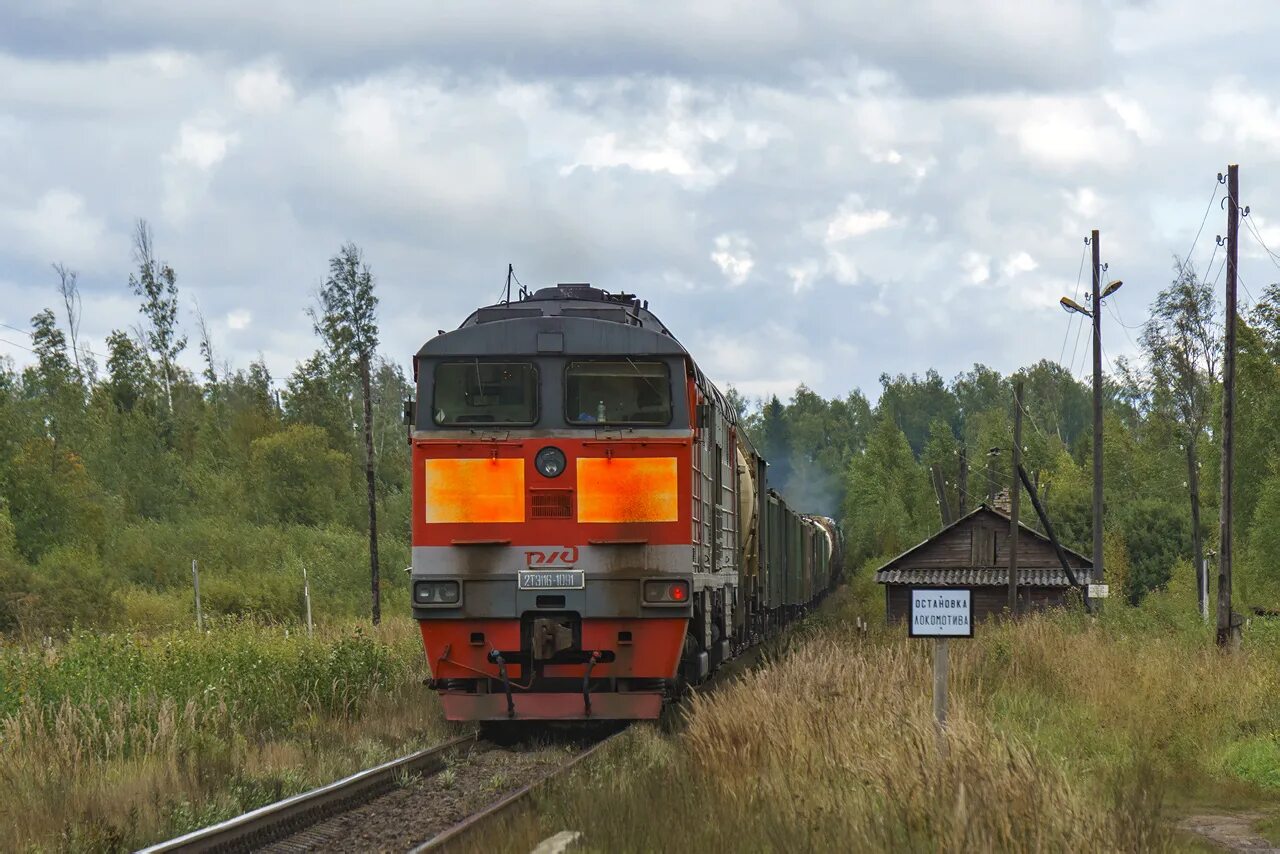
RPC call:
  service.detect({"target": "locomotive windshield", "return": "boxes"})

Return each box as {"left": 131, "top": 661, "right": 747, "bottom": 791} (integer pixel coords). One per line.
{"left": 565, "top": 360, "right": 671, "bottom": 425}
{"left": 433, "top": 361, "right": 538, "bottom": 425}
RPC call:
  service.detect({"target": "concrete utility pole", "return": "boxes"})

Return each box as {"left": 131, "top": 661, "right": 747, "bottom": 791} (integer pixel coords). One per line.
{"left": 1090, "top": 230, "right": 1105, "bottom": 589}
{"left": 1009, "top": 380, "right": 1024, "bottom": 616}
{"left": 1218, "top": 164, "right": 1241, "bottom": 649}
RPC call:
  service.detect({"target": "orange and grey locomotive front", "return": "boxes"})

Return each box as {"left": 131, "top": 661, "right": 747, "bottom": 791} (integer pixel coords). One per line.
{"left": 410, "top": 285, "right": 699, "bottom": 721}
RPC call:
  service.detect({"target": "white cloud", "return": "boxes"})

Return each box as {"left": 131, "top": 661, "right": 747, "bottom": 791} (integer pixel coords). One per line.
{"left": 226, "top": 309, "right": 252, "bottom": 330}
{"left": 1001, "top": 251, "right": 1038, "bottom": 278}
{"left": 961, "top": 251, "right": 991, "bottom": 285}
{"left": 0, "top": 190, "right": 109, "bottom": 267}
{"left": 1203, "top": 78, "right": 1280, "bottom": 150}
{"left": 170, "top": 121, "right": 238, "bottom": 170}
{"left": 825, "top": 197, "right": 895, "bottom": 241}
{"left": 233, "top": 63, "right": 294, "bottom": 112}
{"left": 710, "top": 234, "right": 754, "bottom": 287}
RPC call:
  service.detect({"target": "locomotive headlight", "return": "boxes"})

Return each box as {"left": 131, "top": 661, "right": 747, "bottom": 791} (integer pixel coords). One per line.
{"left": 535, "top": 446, "right": 567, "bottom": 479}
{"left": 414, "top": 580, "right": 460, "bottom": 605}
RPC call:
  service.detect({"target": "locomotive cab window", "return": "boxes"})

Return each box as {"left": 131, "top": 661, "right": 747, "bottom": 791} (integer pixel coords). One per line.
{"left": 566, "top": 360, "right": 672, "bottom": 425}
{"left": 433, "top": 361, "right": 537, "bottom": 425}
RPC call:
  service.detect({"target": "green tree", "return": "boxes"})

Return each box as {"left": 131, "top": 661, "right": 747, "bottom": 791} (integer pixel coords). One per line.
{"left": 128, "top": 220, "right": 186, "bottom": 414}
{"left": 1139, "top": 261, "right": 1219, "bottom": 607}
{"left": 3, "top": 438, "right": 105, "bottom": 561}
{"left": 103, "top": 330, "right": 153, "bottom": 413}
{"left": 311, "top": 243, "right": 382, "bottom": 624}
{"left": 761, "top": 395, "right": 791, "bottom": 493}
{"left": 842, "top": 415, "right": 932, "bottom": 563}
{"left": 249, "top": 425, "right": 354, "bottom": 526}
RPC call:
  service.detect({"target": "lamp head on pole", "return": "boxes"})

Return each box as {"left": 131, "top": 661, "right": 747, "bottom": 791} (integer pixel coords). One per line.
{"left": 1060, "top": 296, "right": 1092, "bottom": 317}
{"left": 1101, "top": 279, "right": 1124, "bottom": 299}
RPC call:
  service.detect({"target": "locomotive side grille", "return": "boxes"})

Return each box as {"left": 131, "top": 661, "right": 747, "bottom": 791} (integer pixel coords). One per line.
{"left": 531, "top": 490, "right": 574, "bottom": 519}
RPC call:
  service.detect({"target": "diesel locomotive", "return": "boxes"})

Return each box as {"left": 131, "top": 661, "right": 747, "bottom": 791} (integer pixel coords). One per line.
{"left": 408, "top": 283, "right": 842, "bottom": 722}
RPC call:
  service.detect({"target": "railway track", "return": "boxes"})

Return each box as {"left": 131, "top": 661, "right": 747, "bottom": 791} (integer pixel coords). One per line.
{"left": 139, "top": 607, "right": 795, "bottom": 854}
{"left": 138, "top": 727, "right": 625, "bottom": 854}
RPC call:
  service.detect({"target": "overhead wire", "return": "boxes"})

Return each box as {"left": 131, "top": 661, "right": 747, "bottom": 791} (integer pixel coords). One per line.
{"left": 1181, "top": 180, "right": 1220, "bottom": 267}
{"left": 0, "top": 336, "right": 38, "bottom": 355}
{"left": 1058, "top": 242, "right": 1089, "bottom": 368}
{"left": 0, "top": 319, "right": 110, "bottom": 361}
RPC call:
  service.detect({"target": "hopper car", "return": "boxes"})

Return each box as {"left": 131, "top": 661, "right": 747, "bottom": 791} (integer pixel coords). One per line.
{"left": 407, "top": 283, "right": 843, "bottom": 722}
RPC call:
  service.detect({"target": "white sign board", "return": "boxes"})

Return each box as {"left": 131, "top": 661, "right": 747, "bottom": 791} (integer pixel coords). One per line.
{"left": 1087, "top": 583, "right": 1109, "bottom": 599}
{"left": 909, "top": 589, "right": 973, "bottom": 638}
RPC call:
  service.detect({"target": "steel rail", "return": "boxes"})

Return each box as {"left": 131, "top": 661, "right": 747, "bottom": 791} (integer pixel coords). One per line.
{"left": 409, "top": 728, "right": 627, "bottom": 853}
{"left": 137, "top": 733, "right": 478, "bottom": 854}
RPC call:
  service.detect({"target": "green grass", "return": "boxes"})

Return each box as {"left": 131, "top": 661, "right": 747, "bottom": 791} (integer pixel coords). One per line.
{"left": 0, "top": 617, "right": 452, "bottom": 852}
{"left": 460, "top": 585, "right": 1280, "bottom": 853}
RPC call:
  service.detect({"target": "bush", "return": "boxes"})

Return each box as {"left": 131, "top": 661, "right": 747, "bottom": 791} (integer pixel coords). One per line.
{"left": 248, "top": 425, "right": 355, "bottom": 527}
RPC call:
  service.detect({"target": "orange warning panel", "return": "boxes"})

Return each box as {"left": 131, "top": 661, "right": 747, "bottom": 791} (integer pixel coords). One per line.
{"left": 577, "top": 457, "right": 678, "bottom": 523}
{"left": 424, "top": 458, "right": 524, "bottom": 523}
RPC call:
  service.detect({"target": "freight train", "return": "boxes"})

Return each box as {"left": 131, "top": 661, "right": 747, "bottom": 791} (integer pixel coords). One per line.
{"left": 407, "top": 283, "right": 842, "bottom": 723}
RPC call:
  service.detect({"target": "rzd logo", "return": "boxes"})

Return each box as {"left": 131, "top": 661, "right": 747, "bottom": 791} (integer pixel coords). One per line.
{"left": 525, "top": 546, "right": 579, "bottom": 567}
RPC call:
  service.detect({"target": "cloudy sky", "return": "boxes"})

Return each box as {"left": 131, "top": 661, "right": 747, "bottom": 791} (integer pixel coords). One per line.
{"left": 3, "top": 1, "right": 1280, "bottom": 401}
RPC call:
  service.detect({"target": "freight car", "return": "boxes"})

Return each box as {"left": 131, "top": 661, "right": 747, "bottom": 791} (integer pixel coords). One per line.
{"left": 407, "top": 283, "right": 842, "bottom": 722}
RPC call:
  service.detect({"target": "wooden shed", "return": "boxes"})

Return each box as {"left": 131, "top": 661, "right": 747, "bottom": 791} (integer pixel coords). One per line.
{"left": 875, "top": 504, "right": 1092, "bottom": 623}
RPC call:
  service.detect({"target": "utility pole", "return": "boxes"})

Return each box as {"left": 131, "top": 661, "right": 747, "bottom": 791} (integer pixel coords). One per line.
{"left": 1090, "top": 229, "right": 1105, "bottom": 590}
{"left": 958, "top": 446, "right": 969, "bottom": 515}
{"left": 931, "top": 465, "right": 954, "bottom": 526}
{"left": 1188, "top": 439, "right": 1206, "bottom": 623}
{"left": 1009, "top": 380, "right": 1024, "bottom": 616}
{"left": 1218, "top": 164, "right": 1240, "bottom": 649}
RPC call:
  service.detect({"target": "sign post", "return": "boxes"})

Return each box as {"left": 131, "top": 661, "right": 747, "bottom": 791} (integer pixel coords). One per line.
{"left": 909, "top": 588, "right": 973, "bottom": 743}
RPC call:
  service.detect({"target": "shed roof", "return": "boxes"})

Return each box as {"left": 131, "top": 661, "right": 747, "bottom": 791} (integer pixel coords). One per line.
{"left": 876, "top": 567, "right": 1092, "bottom": 587}
{"left": 873, "top": 504, "right": 1092, "bottom": 588}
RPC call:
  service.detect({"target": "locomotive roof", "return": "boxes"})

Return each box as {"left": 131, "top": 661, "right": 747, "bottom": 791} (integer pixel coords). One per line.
{"left": 462, "top": 283, "right": 675, "bottom": 336}
{"left": 418, "top": 283, "right": 689, "bottom": 358}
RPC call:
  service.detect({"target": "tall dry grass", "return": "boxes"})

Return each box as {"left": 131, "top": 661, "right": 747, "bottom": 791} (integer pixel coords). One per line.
{"left": 0, "top": 616, "right": 451, "bottom": 852}
{"left": 476, "top": 586, "right": 1280, "bottom": 852}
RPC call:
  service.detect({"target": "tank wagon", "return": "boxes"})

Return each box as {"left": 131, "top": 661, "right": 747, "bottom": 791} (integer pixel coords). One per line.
{"left": 408, "top": 283, "right": 842, "bottom": 722}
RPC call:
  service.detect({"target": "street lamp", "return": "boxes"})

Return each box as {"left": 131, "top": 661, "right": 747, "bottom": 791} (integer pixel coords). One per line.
{"left": 1060, "top": 228, "right": 1119, "bottom": 603}
{"left": 1059, "top": 281, "right": 1123, "bottom": 317}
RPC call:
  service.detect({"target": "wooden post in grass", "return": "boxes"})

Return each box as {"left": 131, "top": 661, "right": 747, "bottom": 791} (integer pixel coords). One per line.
{"left": 303, "top": 566, "right": 314, "bottom": 637}
{"left": 933, "top": 637, "right": 949, "bottom": 733}
{"left": 191, "top": 559, "right": 204, "bottom": 632}
{"left": 911, "top": 589, "right": 972, "bottom": 756}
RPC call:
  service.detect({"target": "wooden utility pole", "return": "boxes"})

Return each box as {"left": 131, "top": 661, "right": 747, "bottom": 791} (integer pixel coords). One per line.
{"left": 1090, "top": 229, "right": 1105, "bottom": 589}
{"left": 931, "top": 465, "right": 954, "bottom": 526}
{"left": 1009, "top": 380, "right": 1024, "bottom": 615}
{"left": 1188, "top": 439, "right": 1206, "bottom": 623}
{"left": 1218, "top": 164, "right": 1240, "bottom": 649}
{"left": 958, "top": 446, "right": 969, "bottom": 514}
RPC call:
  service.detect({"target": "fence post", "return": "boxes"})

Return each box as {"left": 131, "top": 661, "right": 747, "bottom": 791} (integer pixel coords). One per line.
{"left": 303, "top": 566, "right": 314, "bottom": 637}
{"left": 192, "top": 559, "right": 204, "bottom": 632}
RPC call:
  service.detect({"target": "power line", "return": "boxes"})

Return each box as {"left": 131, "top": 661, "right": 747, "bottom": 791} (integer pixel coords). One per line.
{"left": 1058, "top": 242, "right": 1089, "bottom": 367}
{"left": 0, "top": 336, "right": 37, "bottom": 355}
{"left": 0, "top": 319, "right": 110, "bottom": 361}
{"left": 1182, "top": 180, "right": 1220, "bottom": 268}
{"left": 1069, "top": 309, "right": 1088, "bottom": 379}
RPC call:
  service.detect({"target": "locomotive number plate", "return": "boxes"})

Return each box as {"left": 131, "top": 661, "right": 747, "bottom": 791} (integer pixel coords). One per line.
{"left": 518, "top": 569, "right": 585, "bottom": 590}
